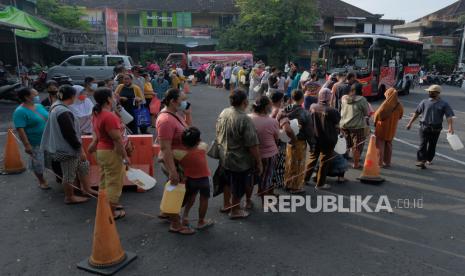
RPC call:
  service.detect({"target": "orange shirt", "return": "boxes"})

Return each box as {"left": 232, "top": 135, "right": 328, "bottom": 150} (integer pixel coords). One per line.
{"left": 173, "top": 142, "right": 211, "bottom": 179}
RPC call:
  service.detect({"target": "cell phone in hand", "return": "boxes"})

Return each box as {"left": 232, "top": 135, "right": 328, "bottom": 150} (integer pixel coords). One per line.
{"left": 186, "top": 102, "right": 191, "bottom": 110}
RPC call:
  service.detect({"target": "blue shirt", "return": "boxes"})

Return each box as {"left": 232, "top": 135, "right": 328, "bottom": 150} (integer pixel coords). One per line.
{"left": 291, "top": 73, "right": 302, "bottom": 91}
{"left": 415, "top": 98, "right": 454, "bottom": 126}
{"left": 152, "top": 78, "right": 170, "bottom": 100}
{"left": 13, "top": 104, "right": 49, "bottom": 146}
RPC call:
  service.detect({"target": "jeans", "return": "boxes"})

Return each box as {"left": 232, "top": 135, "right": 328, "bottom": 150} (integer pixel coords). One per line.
{"left": 417, "top": 125, "right": 441, "bottom": 162}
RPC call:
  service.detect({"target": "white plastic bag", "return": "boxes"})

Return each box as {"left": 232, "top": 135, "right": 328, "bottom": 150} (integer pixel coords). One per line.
{"left": 447, "top": 133, "right": 464, "bottom": 151}
{"left": 289, "top": 119, "right": 299, "bottom": 135}
{"left": 253, "top": 84, "right": 261, "bottom": 93}
{"left": 334, "top": 134, "right": 347, "bottom": 154}
{"left": 118, "top": 106, "right": 134, "bottom": 125}
{"left": 126, "top": 168, "right": 157, "bottom": 190}
{"left": 231, "top": 74, "right": 237, "bottom": 84}
{"left": 278, "top": 129, "right": 290, "bottom": 143}
{"left": 300, "top": 71, "right": 310, "bottom": 82}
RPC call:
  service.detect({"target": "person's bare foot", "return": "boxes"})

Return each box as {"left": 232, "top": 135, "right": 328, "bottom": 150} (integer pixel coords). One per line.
{"left": 197, "top": 219, "right": 214, "bottom": 230}
{"left": 38, "top": 181, "right": 50, "bottom": 190}
{"left": 64, "top": 196, "right": 89, "bottom": 204}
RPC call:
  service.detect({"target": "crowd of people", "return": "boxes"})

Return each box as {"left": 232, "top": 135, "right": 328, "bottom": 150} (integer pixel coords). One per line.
{"left": 11, "top": 59, "right": 456, "bottom": 235}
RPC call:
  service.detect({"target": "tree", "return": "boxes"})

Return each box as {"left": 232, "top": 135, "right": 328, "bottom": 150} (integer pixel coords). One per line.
{"left": 217, "top": 0, "right": 317, "bottom": 66}
{"left": 37, "top": 0, "right": 89, "bottom": 31}
{"left": 426, "top": 51, "right": 456, "bottom": 73}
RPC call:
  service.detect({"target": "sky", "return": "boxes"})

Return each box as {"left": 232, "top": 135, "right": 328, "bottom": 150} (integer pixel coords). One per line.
{"left": 342, "top": 0, "right": 458, "bottom": 22}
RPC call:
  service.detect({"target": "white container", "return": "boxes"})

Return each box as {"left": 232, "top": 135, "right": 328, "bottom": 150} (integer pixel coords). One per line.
{"left": 278, "top": 129, "right": 290, "bottom": 143}
{"left": 447, "top": 133, "right": 464, "bottom": 151}
{"left": 118, "top": 107, "right": 134, "bottom": 125}
{"left": 300, "top": 71, "right": 310, "bottom": 82}
{"left": 290, "top": 119, "right": 299, "bottom": 135}
{"left": 126, "top": 168, "right": 157, "bottom": 190}
{"left": 334, "top": 134, "right": 347, "bottom": 154}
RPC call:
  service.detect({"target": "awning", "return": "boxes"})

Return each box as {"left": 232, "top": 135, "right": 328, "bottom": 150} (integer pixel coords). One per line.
{"left": 0, "top": 6, "right": 49, "bottom": 39}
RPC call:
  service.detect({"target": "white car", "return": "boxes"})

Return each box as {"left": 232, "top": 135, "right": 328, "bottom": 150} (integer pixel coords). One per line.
{"left": 47, "top": 55, "right": 133, "bottom": 84}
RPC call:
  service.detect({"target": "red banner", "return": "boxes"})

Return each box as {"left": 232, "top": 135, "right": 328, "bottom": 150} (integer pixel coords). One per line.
{"left": 105, "top": 8, "right": 118, "bottom": 54}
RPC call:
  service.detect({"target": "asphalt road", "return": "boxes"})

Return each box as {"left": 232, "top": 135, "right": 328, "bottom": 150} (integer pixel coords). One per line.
{"left": 1, "top": 83, "right": 465, "bottom": 275}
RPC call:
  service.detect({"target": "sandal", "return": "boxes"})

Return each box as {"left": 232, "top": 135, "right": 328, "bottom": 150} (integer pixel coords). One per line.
{"left": 229, "top": 210, "right": 250, "bottom": 220}
{"left": 113, "top": 209, "right": 126, "bottom": 220}
{"left": 169, "top": 226, "right": 196, "bottom": 235}
{"left": 38, "top": 183, "right": 51, "bottom": 190}
{"left": 158, "top": 214, "right": 170, "bottom": 220}
{"left": 315, "top": 184, "right": 332, "bottom": 191}
{"left": 220, "top": 207, "right": 231, "bottom": 213}
{"left": 196, "top": 219, "right": 215, "bottom": 230}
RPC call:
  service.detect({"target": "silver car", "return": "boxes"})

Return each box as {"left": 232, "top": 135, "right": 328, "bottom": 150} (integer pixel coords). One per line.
{"left": 47, "top": 55, "right": 133, "bottom": 84}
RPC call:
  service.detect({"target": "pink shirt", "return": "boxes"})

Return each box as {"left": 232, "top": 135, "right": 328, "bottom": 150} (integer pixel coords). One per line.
{"left": 249, "top": 113, "right": 279, "bottom": 158}
{"left": 156, "top": 111, "right": 186, "bottom": 150}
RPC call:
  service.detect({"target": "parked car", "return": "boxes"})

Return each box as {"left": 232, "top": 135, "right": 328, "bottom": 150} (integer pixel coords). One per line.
{"left": 47, "top": 55, "right": 133, "bottom": 84}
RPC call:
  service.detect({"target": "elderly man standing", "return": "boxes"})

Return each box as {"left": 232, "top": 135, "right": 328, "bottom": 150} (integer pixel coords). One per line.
{"left": 406, "top": 85, "right": 455, "bottom": 169}
{"left": 215, "top": 89, "right": 262, "bottom": 219}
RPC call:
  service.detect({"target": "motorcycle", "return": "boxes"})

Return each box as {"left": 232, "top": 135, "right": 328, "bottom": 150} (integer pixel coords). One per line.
{"left": 0, "top": 82, "right": 21, "bottom": 102}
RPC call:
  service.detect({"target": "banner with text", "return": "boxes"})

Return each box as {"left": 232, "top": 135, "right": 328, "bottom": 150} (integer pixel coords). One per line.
{"left": 105, "top": 8, "right": 118, "bottom": 54}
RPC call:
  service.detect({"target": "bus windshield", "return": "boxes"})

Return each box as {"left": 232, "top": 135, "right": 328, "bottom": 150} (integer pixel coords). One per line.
{"left": 328, "top": 37, "right": 373, "bottom": 77}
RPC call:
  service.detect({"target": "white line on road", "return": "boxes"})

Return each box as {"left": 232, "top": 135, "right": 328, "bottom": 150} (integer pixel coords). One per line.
{"left": 394, "top": 137, "right": 465, "bottom": 166}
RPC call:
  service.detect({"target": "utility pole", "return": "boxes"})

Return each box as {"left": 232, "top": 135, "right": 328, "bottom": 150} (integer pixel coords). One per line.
{"left": 124, "top": 2, "right": 128, "bottom": 55}
{"left": 459, "top": 24, "right": 465, "bottom": 69}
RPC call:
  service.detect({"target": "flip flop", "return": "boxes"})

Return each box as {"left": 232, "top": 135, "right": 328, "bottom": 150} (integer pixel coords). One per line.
{"left": 196, "top": 219, "right": 215, "bottom": 230}
{"left": 158, "top": 214, "right": 170, "bottom": 220}
{"left": 230, "top": 210, "right": 250, "bottom": 220}
{"left": 38, "top": 184, "right": 51, "bottom": 190}
{"left": 169, "top": 226, "right": 196, "bottom": 235}
{"left": 219, "top": 207, "right": 231, "bottom": 213}
{"left": 113, "top": 209, "right": 126, "bottom": 220}
{"left": 112, "top": 204, "right": 124, "bottom": 210}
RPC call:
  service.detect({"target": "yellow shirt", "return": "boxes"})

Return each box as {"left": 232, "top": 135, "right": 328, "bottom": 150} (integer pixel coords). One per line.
{"left": 143, "top": 82, "right": 154, "bottom": 99}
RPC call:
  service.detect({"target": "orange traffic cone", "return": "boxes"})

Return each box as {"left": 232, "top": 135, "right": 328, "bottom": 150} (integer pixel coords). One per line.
{"left": 358, "top": 135, "right": 385, "bottom": 184}
{"left": 2, "top": 128, "right": 25, "bottom": 174}
{"left": 77, "top": 189, "right": 136, "bottom": 275}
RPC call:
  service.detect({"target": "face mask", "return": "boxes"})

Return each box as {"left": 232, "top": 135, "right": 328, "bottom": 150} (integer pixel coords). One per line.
{"left": 90, "top": 83, "right": 98, "bottom": 90}
{"left": 178, "top": 100, "right": 188, "bottom": 111}
{"left": 32, "top": 95, "right": 41, "bottom": 104}
{"left": 48, "top": 90, "right": 58, "bottom": 96}
{"left": 78, "top": 95, "right": 87, "bottom": 101}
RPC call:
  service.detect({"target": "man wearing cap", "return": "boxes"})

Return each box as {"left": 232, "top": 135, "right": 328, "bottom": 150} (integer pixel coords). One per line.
{"left": 406, "top": 85, "right": 455, "bottom": 169}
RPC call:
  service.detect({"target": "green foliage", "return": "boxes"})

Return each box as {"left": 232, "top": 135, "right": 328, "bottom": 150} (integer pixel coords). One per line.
{"left": 140, "top": 50, "right": 157, "bottom": 63}
{"left": 37, "top": 0, "right": 89, "bottom": 31}
{"left": 217, "top": 0, "right": 317, "bottom": 66}
{"left": 427, "top": 50, "right": 456, "bottom": 73}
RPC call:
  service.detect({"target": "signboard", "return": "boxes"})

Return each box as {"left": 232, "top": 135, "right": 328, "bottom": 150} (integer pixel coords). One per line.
{"left": 141, "top": 11, "right": 191, "bottom": 28}
{"left": 105, "top": 8, "right": 118, "bottom": 54}
{"left": 331, "top": 38, "right": 373, "bottom": 48}
{"left": 180, "top": 28, "right": 211, "bottom": 39}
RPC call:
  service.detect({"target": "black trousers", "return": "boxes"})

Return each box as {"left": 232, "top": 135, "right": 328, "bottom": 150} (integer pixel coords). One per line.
{"left": 417, "top": 126, "right": 441, "bottom": 162}
{"left": 225, "top": 78, "right": 230, "bottom": 90}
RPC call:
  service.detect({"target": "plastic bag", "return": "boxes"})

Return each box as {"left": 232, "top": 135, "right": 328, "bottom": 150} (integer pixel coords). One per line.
{"left": 134, "top": 106, "right": 151, "bottom": 127}
{"left": 126, "top": 168, "right": 157, "bottom": 190}
{"left": 149, "top": 96, "right": 161, "bottom": 115}
{"left": 334, "top": 134, "right": 347, "bottom": 154}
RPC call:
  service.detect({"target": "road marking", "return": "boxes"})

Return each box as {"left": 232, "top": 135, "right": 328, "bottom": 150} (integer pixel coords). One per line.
{"left": 0, "top": 132, "right": 6, "bottom": 136}
{"left": 393, "top": 137, "right": 465, "bottom": 166}
{"left": 401, "top": 99, "right": 465, "bottom": 115}
{"left": 344, "top": 223, "right": 465, "bottom": 261}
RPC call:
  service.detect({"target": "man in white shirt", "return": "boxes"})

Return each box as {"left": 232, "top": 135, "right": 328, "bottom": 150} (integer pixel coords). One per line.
{"left": 223, "top": 63, "right": 232, "bottom": 90}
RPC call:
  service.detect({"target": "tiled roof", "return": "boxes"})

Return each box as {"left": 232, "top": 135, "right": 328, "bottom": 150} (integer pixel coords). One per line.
{"left": 413, "top": 0, "right": 465, "bottom": 22}
{"left": 63, "top": 0, "right": 375, "bottom": 18}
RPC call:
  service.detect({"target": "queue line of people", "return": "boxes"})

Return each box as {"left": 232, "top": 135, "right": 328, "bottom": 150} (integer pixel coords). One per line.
{"left": 11, "top": 63, "right": 456, "bottom": 236}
